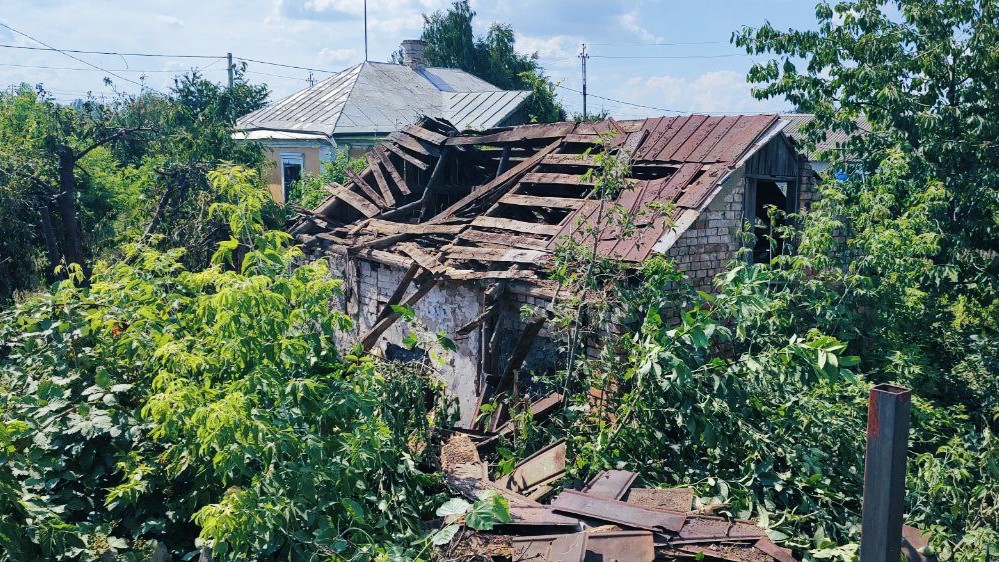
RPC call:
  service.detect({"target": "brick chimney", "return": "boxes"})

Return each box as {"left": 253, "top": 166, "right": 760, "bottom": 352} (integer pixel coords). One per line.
{"left": 401, "top": 39, "right": 427, "bottom": 70}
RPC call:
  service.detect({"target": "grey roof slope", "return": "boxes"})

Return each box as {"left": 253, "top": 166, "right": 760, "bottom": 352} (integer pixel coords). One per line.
{"left": 782, "top": 113, "right": 871, "bottom": 161}
{"left": 236, "top": 61, "right": 530, "bottom": 138}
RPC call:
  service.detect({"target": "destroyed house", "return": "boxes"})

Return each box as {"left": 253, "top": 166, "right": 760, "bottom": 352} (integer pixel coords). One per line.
{"left": 290, "top": 115, "right": 812, "bottom": 425}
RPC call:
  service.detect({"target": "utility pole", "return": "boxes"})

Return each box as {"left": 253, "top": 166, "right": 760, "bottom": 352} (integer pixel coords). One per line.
{"left": 364, "top": 0, "right": 369, "bottom": 62}
{"left": 579, "top": 43, "right": 589, "bottom": 120}
{"left": 226, "top": 52, "right": 234, "bottom": 88}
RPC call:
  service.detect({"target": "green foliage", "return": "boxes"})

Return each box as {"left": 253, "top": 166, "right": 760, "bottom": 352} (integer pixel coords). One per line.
{"left": 400, "top": 0, "right": 566, "bottom": 124}
{"left": 286, "top": 151, "right": 367, "bottom": 211}
{"left": 0, "top": 166, "right": 452, "bottom": 561}
{"left": 0, "top": 69, "right": 269, "bottom": 303}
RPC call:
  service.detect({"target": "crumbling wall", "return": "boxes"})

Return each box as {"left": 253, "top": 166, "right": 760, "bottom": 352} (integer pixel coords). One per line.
{"left": 665, "top": 170, "right": 748, "bottom": 293}
{"left": 306, "top": 250, "right": 484, "bottom": 426}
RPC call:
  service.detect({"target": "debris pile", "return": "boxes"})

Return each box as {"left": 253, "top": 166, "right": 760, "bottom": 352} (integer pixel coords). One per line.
{"left": 439, "top": 434, "right": 797, "bottom": 562}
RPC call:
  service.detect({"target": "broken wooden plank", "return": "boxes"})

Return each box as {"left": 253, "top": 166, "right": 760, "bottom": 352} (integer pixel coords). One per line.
{"left": 445, "top": 246, "right": 549, "bottom": 264}
{"left": 581, "top": 470, "right": 639, "bottom": 501}
{"left": 541, "top": 153, "right": 597, "bottom": 166}
{"left": 374, "top": 261, "right": 421, "bottom": 323}
{"left": 397, "top": 242, "right": 444, "bottom": 274}
{"left": 550, "top": 490, "right": 686, "bottom": 533}
{"left": 495, "top": 145, "right": 511, "bottom": 178}
{"left": 358, "top": 275, "right": 437, "bottom": 351}
{"left": 373, "top": 147, "right": 410, "bottom": 195}
{"left": 402, "top": 124, "right": 449, "bottom": 146}
{"left": 442, "top": 268, "right": 541, "bottom": 281}
{"left": 494, "top": 441, "right": 566, "bottom": 496}
{"left": 345, "top": 168, "right": 386, "bottom": 207}
{"left": 383, "top": 141, "right": 430, "bottom": 170}
{"left": 430, "top": 138, "right": 563, "bottom": 223}
{"left": 445, "top": 122, "right": 576, "bottom": 146}
{"left": 367, "top": 162, "right": 396, "bottom": 206}
{"left": 363, "top": 219, "right": 465, "bottom": 236}
{"left": 388, "top": 131, "right": 439, "bottom": 157}
{"left": 336, "top": 187, "right": 380, "bottom": 218}
{"left": 457, "top": 229, "right": 550, "bottom": 251}
{"left": 499, "top": 193, "right": 585, "bottom": 209}
{"left": 625, "top": 487, "right": 695, "bottom": 513}
{"left": 456, "top": 303, "right": 499, "bottom": 336}
{"left": 470, "top": 216, "right": 561, "bottom": 237}
{"left": 522, "top": 172, "right": 594, "bottom": 186}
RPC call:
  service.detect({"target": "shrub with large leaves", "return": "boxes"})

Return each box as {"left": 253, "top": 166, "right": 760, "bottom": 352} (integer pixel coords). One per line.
{"left": 0, "top": 166, "right": 450, "bottom": 561}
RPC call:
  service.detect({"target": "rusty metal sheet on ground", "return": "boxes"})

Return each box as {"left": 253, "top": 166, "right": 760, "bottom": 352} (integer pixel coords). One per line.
{"left": 753, "top": 538, "right": 797, "bottom": 562}
{"left": 512, "top": 533, "right": 585, "bottom": 562}
{"left": 680, "top": 543, "right": 772, "bottom": 562}
{"left": 581, "top": 470, "right": 638, "bottom": 500}
{"left": 584, "top": 530, "right": 655, "bottom": 562}
{"left": 677, "top": 517, "right": 766, "bottom": 542}
{"left": 901, "top": 525, "right": 937, "bottom": 562}
{"left": 625, "top": 487, "right": 694, "bottom": 512}
{"left": 494, "top": 441, "right": 566, "bottom": 495}
{"left": 505, "top": 505, "right": 581, "bottom": 528}
{"left": 550, "top": 490, "right": 686, "bottom": 533}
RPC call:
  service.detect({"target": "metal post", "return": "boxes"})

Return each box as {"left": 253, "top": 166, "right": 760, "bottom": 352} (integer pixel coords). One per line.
{"left": 364, "top": 0, "right": 369, "bottom": 62}
{"left": 579, "top": 43, "right": 588, "bottom": 120}
{"left": 860, "top": 384, "right": 911, "bottom": 562}
{"left": 226, "top": 52, "right": 234, "bottom": 89}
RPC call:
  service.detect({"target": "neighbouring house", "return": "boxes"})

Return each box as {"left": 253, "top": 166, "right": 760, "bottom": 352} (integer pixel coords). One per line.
{"left": 288, "top": 114, "right": 813, "bottom": 426}
{"left": 234, "top": 40, "right": 532, "bottom": 203}
{"left": 782, "top": 113, "right": 870, "bottom": 175}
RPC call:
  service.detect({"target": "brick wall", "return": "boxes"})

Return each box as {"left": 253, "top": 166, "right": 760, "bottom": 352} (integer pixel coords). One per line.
{"left": 665, "top": 169, "right": 748, "bottom": 293}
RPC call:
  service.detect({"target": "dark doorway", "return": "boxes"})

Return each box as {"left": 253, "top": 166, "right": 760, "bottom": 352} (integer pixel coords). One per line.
{"left": 752, "top": 180, "right": 791, "bottom": 263}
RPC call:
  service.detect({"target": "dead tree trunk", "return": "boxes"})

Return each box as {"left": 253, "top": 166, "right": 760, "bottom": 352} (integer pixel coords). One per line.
{"left": 55, "top": 145, "right": 88, "bottom": 278}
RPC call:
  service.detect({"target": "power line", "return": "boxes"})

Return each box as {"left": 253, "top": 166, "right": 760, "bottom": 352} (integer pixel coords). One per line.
{"left": 243, "top": 69, "right": 313, "bottom": 82}
{"left": 557, "top": 84, "right": 689, "bottom": 114}
{"left": 589, "top": 53, "right": 749, "bottom": 60}
{"left": 587, "top": 40, "right": 727, "bottom": 47}
{"left": 235, "top": 57, "right": 339, "bottom": 73}
{"left": 0, "top": 61, "right": 226, "bottom": 73}
{"left": 0, "top": 21, "right": 163, "bottom": 94}
{"left": 0, "top": 43, "right": 220, "bottom": 59}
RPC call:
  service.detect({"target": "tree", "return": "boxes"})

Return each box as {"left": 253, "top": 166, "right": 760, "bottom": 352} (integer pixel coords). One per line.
{"left": 0, "top": 68, "right": 269, "bottom": 303}
{"left": 395, "top": 0, "right": 566, "bottom": 124}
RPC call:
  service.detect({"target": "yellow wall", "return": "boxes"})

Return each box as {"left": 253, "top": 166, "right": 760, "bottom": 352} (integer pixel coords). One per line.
{"left": 263, "top": 146, "right": 323, "bottom": 204}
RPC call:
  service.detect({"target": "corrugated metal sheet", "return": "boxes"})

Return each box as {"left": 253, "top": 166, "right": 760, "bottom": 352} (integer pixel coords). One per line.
{"left": 235, "top": 61, "right": 530, "bottom": 139}
{"left": 781, "top": 113, "right": 870, "bottom": 161}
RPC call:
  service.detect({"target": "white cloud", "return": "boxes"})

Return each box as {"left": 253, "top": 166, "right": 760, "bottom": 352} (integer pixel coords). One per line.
{"left": 317, "top": 47, "right": 356, "bottom": 64}
{"left": 515, "top": 33, "right": 577, "bottom": 58}
{"left": 155, "top": 14, "right": 185, "bottom": 27}
{"left": 617, "top": 70, "right": 790, "bottom": 115}
{"left": 617, "top": 9, "right": 663, "bottom": 44}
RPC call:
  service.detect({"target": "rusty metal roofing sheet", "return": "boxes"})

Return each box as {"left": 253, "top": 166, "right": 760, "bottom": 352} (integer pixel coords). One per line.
{"left": 581, "top": 470, "right": 639, "bottom": 500}
{"left": 551, "top": 490, "right": 686, "bottom": 533}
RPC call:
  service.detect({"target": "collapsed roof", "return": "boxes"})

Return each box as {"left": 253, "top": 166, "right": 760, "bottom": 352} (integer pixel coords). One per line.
{"left": 290, "top": 114, "right": 791, "bottom": 283}
{"left": 235, "top": 62, "right": 531, "bottom": 140}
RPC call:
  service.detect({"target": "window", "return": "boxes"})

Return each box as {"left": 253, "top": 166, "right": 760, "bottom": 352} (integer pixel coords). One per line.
{"left": 280, "top": 153, "right": 304, "bottom": 202}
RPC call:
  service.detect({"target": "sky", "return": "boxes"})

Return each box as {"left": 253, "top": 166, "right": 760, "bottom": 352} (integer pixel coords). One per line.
{"left": 0, "top": 0, "right": 821, "bottom": 118}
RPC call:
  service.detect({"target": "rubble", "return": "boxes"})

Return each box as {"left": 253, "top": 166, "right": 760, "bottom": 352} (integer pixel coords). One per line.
{"left": 438, "top": 434, "right": 797, "bottom": 562}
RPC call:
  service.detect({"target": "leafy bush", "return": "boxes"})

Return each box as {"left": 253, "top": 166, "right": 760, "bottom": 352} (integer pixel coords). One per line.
{"left": 287, "top": 151, "right": 367, "bottom": 211}
{"left": 0, "top": 166, "right": 452, "bottom": 561}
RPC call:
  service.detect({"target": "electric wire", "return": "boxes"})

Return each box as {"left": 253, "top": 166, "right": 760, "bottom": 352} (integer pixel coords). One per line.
{"left": 0, "top": 21, "right": 165, "bottom": 93}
